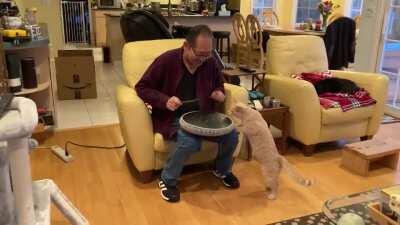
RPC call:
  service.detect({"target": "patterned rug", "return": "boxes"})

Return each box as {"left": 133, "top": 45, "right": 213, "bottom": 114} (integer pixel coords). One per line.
{"left": 267, "top": 202, "right": 378, "bottom": 225}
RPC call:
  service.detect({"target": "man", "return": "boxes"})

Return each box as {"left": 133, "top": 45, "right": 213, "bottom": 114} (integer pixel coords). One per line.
{"left": 135, "top": 25, "right": 240, "bottom": 203}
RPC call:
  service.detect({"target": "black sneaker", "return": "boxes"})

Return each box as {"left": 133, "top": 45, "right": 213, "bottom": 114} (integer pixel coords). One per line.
{"left": 212, "top": 170, "right": 240, "bottom": 189}
{"left": 158, "top": 179, "right": 180, "bottom": 203}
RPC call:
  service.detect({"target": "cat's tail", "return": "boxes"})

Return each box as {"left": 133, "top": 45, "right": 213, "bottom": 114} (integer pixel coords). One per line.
{"left": 279, "top": 156, "right": 313, "bottom": 186}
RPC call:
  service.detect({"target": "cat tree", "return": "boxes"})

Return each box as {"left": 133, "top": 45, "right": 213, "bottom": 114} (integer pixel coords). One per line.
{"left": 0, "top": 97, "right": 88, "bottom": 225}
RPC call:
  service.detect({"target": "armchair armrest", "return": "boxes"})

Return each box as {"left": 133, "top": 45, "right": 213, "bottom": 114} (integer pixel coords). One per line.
{"left": 223, "top": 83, "right": 249, "bottom": 115}
{"left": 116, "top": 85, "right": 155, "bottom": 172}
{"left": 331, "top": 70, "right": 389, "bottom": 135}
{"left": 264, "top": 75, "right": 321, "bottom": 145}
{"left": 223, "top": 83, "right": 249, "bottom": 158}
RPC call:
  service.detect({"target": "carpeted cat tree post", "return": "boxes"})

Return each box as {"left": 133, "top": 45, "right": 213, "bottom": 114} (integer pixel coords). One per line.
{"left": 0, "top": 141, "right": 17, "bottom": 225}
{"left": 0, "top": 97, "right": 89, "bottom": 225}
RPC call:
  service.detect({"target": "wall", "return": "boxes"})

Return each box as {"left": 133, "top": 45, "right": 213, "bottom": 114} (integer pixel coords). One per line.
{"left": 276, "top": 0, "right": 296, "bottom": 27}
{"left": 16, "top": 0, "right": 65, "bottom": 57}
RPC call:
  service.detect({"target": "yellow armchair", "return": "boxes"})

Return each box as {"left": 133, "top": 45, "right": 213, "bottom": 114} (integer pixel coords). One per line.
{"left": 263, "top": 35, "right": 389, "bottom": 156}
{"left": 116, "top": 39, "right": 248, "bottom": 182}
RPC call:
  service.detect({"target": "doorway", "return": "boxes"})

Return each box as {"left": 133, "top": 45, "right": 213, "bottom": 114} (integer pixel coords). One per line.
{"left": 61, "top": 0, "right": 91, "bottom": 44}
{"left": 377, "top": 0, "right": 400, "bottom": 113}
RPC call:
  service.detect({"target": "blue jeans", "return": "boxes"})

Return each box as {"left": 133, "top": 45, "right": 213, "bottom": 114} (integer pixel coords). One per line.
{"left": 161, "top": 125, "right": 239, "bottom": 187}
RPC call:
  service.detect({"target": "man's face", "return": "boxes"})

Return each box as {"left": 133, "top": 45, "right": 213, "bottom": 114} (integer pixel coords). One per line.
{"left": 184, "top": 34, "right": 213, "bottom": 68}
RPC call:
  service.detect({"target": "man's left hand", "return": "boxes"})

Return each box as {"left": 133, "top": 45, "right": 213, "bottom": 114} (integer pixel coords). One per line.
{"left": 210, "top": 90, "right": 225, "bottom": 103}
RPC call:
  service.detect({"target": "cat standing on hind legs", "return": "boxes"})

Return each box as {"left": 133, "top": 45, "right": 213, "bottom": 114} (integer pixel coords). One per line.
{"left": 231, "top": 103, "right": 312, "bottom": 200}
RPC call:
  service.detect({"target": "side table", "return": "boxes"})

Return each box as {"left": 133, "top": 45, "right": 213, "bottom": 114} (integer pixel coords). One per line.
{"left": 247, "top": 104, "right": 290, "bottom": 159}
{"left": 222, "top": 68, "right": 266, "bottom": 91}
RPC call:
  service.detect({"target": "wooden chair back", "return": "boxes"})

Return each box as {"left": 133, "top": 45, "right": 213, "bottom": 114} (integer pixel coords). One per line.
{"left": 262, "top": 9, "right": 279, "bottom": 28}
{"left": 232, "top": 13, "right": 247, "bottom": 44}
{"left": 232, "top": 13, "right": 249, "bottom": 65}
{"left": 245, "top": 14, "right": 264, "bottom": 69}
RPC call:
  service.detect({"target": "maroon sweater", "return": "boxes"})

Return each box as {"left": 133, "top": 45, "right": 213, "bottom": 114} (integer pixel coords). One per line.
{"left": 135, "top": 47, "right": 224, "bottom": 140}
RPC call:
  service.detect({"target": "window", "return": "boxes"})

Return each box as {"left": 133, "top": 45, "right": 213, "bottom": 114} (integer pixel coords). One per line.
{"left": 253, "top": 0, "right": 275, "bottom": 23}
{"left": 350, "top": 0, "right": 364, "bottom": 18}
{"left": 295, "top": 0, "right": 321, "bottom": 23}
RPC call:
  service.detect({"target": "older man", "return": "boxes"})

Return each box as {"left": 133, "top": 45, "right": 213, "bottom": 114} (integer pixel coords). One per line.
{"left": 135, "top": 25, "right": 239, "bottom": 203}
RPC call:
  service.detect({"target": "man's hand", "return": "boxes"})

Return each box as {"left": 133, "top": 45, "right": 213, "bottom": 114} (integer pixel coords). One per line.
{"left": 210, "top": 90, "right": 225, "bottom": 103}
{"left": 166, "top": 96, "right": 182, "bottom": 111}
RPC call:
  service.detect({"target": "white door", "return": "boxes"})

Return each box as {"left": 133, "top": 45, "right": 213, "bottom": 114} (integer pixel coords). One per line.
{"left": 377, "top": 0, "right": 400, "bottom": 113}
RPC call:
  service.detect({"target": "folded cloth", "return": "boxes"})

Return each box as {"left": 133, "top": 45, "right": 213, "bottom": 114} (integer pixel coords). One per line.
{"left": 293, "top": 71, "right": 376, "bottom": 111}
{"left": 319, "top": 89, "right": 376, "bottom": 111}
{"left": 319, "top": 97, "right": 340, "bottom": 109}
{"left": 292, "top": 71, "right": 333, "bottom": 85}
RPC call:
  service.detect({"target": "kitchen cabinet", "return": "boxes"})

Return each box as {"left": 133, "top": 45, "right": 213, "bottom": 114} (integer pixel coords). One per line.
{"left": 92, "top": 9, "right": 124, "bottom": 47}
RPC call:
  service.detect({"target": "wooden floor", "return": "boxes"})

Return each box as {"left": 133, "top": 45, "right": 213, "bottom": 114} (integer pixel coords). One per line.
{"left": 31, "top": 123, "right": 400, "bottom": 225}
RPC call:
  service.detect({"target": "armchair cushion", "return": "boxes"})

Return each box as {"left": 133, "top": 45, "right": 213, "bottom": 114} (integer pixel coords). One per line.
{"left": 266, "top": 35, "right": 329, "bottom": 76}
{"left": 122, "top": 39, "right": 185, "bottom": 87}
{"left": 321, "top": 105, "right": 374, "bottom": 125}
{"left": 154, "top": 132, "right": 218, "bottom": 153}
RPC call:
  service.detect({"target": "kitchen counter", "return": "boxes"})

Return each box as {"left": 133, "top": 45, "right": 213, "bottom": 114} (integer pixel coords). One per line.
{"left": 103, "top": 10, "right": 234, "bottom": 63}
{"left": 94, "top": 8, "right": 125, "bottom": 11}
{"left": 103, "top": 10, "right": 230, "bottom": 17}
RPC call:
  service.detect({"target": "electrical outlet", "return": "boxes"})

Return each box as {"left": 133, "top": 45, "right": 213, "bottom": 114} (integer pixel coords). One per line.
{"left": 51, "top": 145, "right": 73, "bottom": 163}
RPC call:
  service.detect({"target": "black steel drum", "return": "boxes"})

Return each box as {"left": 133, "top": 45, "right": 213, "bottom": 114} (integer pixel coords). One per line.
{"left": 179, "top": 111, "right": 234, "bottom": 137}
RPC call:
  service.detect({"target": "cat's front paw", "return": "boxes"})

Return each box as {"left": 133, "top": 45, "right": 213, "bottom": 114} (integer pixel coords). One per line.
{"left": 267, "top": 193, "right": 276, "bottom": 200}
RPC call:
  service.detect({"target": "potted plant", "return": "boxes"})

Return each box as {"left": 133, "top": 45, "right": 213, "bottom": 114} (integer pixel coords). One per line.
{"left": 318, "top": 0, "right": 339, "bottom": 31}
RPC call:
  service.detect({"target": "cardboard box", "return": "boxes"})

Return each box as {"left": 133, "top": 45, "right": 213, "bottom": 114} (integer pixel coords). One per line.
{"left": 55, "top": 50, "right": 97, "bottom": 100}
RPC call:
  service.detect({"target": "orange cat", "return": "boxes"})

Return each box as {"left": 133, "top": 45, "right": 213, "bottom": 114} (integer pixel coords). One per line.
{"left": 231, "top": 103, "right": 312, "bottom": 199}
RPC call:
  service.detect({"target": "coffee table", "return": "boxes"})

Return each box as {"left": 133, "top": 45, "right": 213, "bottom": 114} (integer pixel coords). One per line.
{"left": 342, "top": 139, "right": 400, "bottom": 176}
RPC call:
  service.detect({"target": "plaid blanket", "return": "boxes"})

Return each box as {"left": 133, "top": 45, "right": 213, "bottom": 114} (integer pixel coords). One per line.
{"left": 292, "top": 71, "right": 333, "bottom": 84}
{"left": 293, "top": 72, "right": 376, "bottom": 111}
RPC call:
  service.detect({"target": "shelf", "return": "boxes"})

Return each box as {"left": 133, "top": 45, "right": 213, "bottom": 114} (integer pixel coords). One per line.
{"left": 3, "top": 38, "right": 50, "bottom": 51}
{"left": 14, "top": 81, "right": 50, "bottom": 96}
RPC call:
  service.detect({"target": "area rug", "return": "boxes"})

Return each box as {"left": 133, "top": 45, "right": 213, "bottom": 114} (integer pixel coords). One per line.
{"left": 382, "top": 114, "right": 400, "bottom": 124}
{"left": 267, "top": 202, "right": 378, "bottom": 225}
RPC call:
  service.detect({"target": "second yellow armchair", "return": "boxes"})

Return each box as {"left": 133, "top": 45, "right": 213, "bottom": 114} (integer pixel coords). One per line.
{"left": 263, "top": 35, "right": 388, "bottom": 156}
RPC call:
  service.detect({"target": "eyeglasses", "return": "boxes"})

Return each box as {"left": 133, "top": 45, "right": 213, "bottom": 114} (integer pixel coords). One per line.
{"left": 191, "top": 48, "right": 212, "bottom": 60}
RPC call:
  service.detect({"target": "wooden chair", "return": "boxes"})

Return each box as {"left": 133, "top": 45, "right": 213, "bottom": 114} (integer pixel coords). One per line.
{"left": 245, "top": 14, "right": 264, "bottom": 69}
{"left": 262, "top": 9, "right": 279, "bottom": 28}
{"left": 232, "top": 13, "right": 249, "bottom": 66}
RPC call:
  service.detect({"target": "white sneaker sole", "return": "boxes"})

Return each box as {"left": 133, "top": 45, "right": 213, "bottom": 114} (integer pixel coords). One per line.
{"left": 212, "top": 171, "right": 232, "bottom": 188}
{"left": 158, "top": 180, "right": 179, "bottom": 202}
